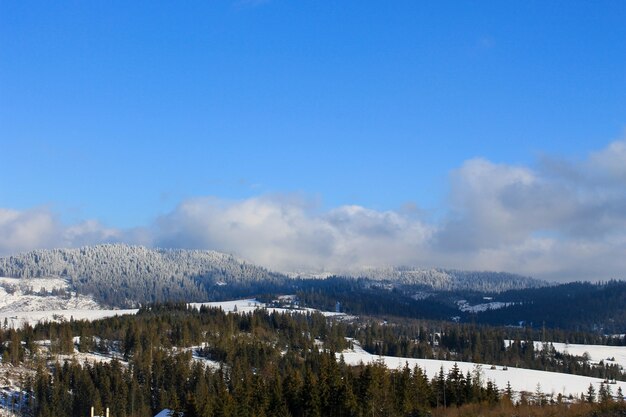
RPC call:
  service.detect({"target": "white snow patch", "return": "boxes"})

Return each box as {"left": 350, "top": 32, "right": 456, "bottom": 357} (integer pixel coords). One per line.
{"left": 180, "top": 344, "right": 222, "bottom": 370}
{"left": 0, "top": 309, "right": 138, "bottom": 328}
{"left": 0, "top": 298, "right": 347, "bottom": 329}
{"left": 506, "top": 340, "right": 626, "bottom": 370}
{"left": 457, "top": 299, "right": 516, "bottom": 313}
{"left": 0, "top": 276, "right": 101, "bottom": 314}
{"left": 190, "top": 298, "right": 347, "bottom": 317}
{"left": 339, "top": 341, "right": 626, "bottom": 398}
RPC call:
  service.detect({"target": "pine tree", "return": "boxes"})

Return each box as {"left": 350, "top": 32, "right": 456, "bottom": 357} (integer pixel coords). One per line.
{"left": 302, "top": 368, "right": 321, "bottom": 417}
{"left": 504, "top": 381, "right": 513, "bottom": 400}
{"left": 586, "top": 383, "right": 596, "bottom": 403}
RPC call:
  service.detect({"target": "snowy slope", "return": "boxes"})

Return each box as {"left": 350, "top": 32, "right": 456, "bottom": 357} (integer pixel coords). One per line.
{"left": 0, "top": 244, "right": 286, "bottom": 307}
{"left": 506, "top": 340, "right": 626, "bottom": 370}
{"left": 0, "top": 277, "right": 100, "bottom": 312}
{"left": 0, "top": 276, "right": 118, "bottom": 328}
{"left": 1, "top": 298, "right": 344, "bottom": 328}
{"left": 339, "top": 341, "right": 626, "bottom": 398}
{"left": 456, "top": 299, "right": 517, "bottom": 313}
{"left": 0, "top": 308, "right": 139, "bottom": 328}
{"left": 191, "top": 298, "right": 346, "bottom": 317}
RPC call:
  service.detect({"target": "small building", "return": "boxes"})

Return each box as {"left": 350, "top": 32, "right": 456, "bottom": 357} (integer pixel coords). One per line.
{"left": 154, "top": 409, "right": 183, "bottom": 417}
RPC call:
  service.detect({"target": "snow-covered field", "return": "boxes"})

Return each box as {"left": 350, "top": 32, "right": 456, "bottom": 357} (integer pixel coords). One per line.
{"left": 190, "top": 299, "right": 347, "bottom": 317}
{"left": 0, "top": 298, "right": 345, "bottom": 328}
{"left": 0, "top": 308, "right": 139, "bottom": 328}
{"left": 506, "top": 340, "right": 626, "bottom": 370}
{"left": 175, "top": 344, "right": 222, "bottom": 370}
{"left": 0, "top": 276, "right": 128, "bottom": 328}
{"left": 339, "top": 341, "right": 626, "bottom": 399}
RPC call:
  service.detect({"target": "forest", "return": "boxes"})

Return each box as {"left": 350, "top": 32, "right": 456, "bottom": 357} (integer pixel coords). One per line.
{"left": 1, "top": 304, "right": 626, "bottom": 417}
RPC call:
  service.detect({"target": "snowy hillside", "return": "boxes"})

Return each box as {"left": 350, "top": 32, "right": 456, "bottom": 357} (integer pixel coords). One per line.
{"left": 191, "top": 298, "right": 347, "bottom": 317}
{"left": 339, "top": 341, "right": 626, "bottom": 399}
{"left": 457, "top": 299, "right": 517, "bottom": 313}
{"left": 506, "top": 340, "right": 626, "bottom": 371}
{"left": 0, "top": 298, "right": 346, "bottom": 328}
{"left": 0, "top": 277, "right": 100, "bottom": 313}
{"left": 0, "top": 245, "right": 547, "bottom": 309}
{"left": 0, "top": 244, "right": 286, "bottom": 307}
{"left": 348, "top": 267, "right": 546, "bottom": 292}
{"left": 0, "top": 244, "right": 278, "bottom": 283}
{"left": 0, "top": 308, "right": 138, "bottom": 328}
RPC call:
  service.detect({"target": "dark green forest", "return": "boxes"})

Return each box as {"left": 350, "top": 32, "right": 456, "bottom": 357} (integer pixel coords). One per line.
{"left": 1, "top": 304, "right": 626, "bottom": 417}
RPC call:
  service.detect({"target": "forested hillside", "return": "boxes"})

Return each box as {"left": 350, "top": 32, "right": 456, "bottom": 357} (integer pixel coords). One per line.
{"left": 0, "top": 245, "right": 285, "bottom": 307}
{"left": 0, "top": 245, "right": 547, "bottom": 309}
{"left": 2, "top": 305, "right": 625, "bottom": 417}
{"left": 476, "top": 281, "right": 626, "bottom": 332}
{"left": 355, "top": 267, "right": 547, "bottom": 292}
{"left": 293, "top": 278, "right": 626, "bottom": 333}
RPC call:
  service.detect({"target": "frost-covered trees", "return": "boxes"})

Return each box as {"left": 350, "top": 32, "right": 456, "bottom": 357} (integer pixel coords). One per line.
{"left": 0, "top": 244, "right": 285, "bottom": 307}
{"left": 354, "top": 267, "right": 545, "bottom": 292}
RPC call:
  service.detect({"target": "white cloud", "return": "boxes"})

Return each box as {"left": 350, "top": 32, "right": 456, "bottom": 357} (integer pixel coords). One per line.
{"left": 431, "top": 138, "right": 626, "bottom": 280}
{"left": 3, "top": 139, "right": 626, "bottom": 282}
{"left": 0, "top": 207, "right": 121, "bottom": 255}
{"left": 590, "top": 139, "right": 626, "bottom": 179}
{"left": 152, "top": 196, "right": 433, "bottom": 273}
{"left": 0, "top": 208, "right": 58, "bottom": 254}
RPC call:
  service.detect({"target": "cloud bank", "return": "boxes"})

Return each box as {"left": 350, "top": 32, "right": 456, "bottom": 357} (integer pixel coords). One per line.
{"left": 2, "top": 139, "right": 626, "bottom": 282}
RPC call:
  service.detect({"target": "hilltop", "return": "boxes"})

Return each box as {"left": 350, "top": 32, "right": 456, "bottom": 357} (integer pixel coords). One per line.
{"left": 0, "top": 244, "right": 546, "bottom": 308}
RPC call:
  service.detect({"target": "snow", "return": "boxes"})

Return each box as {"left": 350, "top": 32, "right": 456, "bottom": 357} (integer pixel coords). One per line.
{"left": 180, "top": 344, "right": 222, "bottom": 370}
{"left": 506, "top": 340, "right": 626, "bottom": 370}
{"left": 189, "top": 298, "right": 347, "bottom": 317}
{"left": 0, "top": 309, "right": 138, "bottom": 328}
{"left": 456, "top": 299, "right": 516, "bottom": 313}
{"left": 0, "top": 386, "right": 24, "bottom": 417}
{"left": 0, "top": 277, "right": 100, "bottom": 313}
{"left": 0, "top": 297, "right": 345, "bottom": 329}
{"left": 0, "top": 276, "right": 68, "bottom": 292}
{"left": 339, "top": 341, "right": 626, "bottom": 398}
{"left": 154, "top": 409, "right": 174, "bottom": 417}
{"left": 57, "top": 350, "right": 124, "bottom": 365}
{"left": 0, "top": 361, "right": 32, "bottom": 416}
{"left": 189, "top": 299, "right": 264, "bottom": 313}
{"left": 0, "top": 276, "right": 135, "bottom": 328}
{"left": 411, "top": 292, "right": 432, "bottom": 301}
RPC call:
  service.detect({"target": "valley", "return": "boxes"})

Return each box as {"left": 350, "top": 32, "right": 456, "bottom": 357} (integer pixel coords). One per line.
{"left": 1, "top": 246, "right": 626, "bottom": 417}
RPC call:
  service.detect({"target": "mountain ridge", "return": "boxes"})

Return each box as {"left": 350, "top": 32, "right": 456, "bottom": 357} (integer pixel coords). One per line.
{"left": 0, "top": 244, "right": 547, "bottom": 307}
{"left": 0, "top": 244, "right": 284, "bottom": 307}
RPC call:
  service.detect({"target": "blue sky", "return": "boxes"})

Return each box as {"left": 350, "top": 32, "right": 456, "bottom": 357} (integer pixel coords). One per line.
{"left": 1, "top": 1, "right": 626, "bottom": 280}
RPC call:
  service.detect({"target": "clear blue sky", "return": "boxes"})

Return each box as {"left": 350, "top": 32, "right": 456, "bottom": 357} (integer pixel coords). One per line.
{"left": 2, "top": 1, "right": 625, "bottom": 229}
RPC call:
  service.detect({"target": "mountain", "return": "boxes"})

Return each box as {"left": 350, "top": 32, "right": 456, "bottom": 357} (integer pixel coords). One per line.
{"left": 0, "top": 244, "right": 546, "bottom": 309}
{"left": 0, "top": 244, "right": 286, "bottom": 307}
{"left": 472, "top": 280, "right": 626, "bottom": 332}
{"left": 350, "top": 266, "right": 547, "bottom": 292}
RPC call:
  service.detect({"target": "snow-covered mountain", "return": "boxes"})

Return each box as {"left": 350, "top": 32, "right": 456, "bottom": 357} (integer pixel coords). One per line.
{"left": 0, "top": 245, "right": 546, "bottom": 309}
{"left": 0, "top": 244, "right": 285, "bottom": 307}
{"left": 331, "top": 266, "right": 547, "bottom": 292}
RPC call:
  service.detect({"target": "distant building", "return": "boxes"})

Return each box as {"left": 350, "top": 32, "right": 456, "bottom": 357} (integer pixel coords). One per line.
{"left": 154, "top": 409, "right": 183, "bottom": 417}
